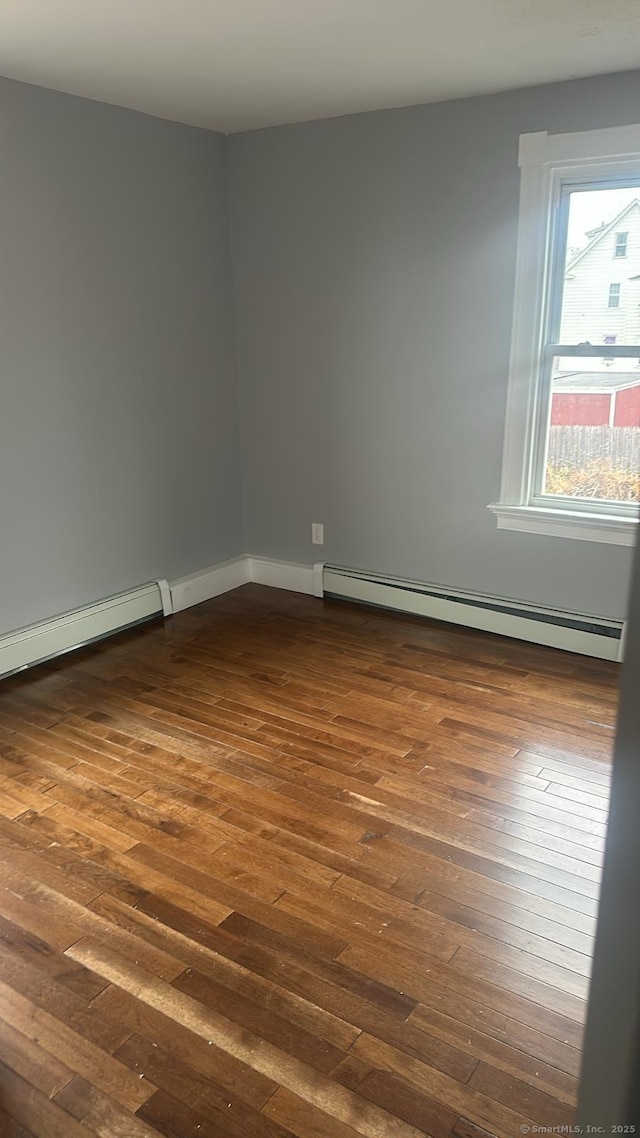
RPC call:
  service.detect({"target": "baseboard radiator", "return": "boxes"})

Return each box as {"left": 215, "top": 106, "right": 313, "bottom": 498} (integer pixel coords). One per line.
{"left": 0, "top": 580, "right": 171, "bottom": 680}
{"left": 322, "top": 564, "right": 624, "bottom": 662}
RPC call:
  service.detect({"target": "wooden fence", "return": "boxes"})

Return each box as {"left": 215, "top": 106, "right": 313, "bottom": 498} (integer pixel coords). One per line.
{"left": 547, "top": 425, "right": 640, "bottom": 470}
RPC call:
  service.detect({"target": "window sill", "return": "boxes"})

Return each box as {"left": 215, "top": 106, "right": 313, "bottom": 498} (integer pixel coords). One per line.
{"left": 487, "top": 503, "right": 638, "bottom": 546}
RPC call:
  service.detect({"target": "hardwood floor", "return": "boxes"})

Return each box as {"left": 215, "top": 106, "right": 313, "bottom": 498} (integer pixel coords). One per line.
{"left": 0, "top": 583, "right": 617, "bottom": 1138}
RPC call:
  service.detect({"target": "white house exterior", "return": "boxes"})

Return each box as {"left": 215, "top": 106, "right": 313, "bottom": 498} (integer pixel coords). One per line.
{"left": 550, "top": 199, "right": 640, "bottom": 431}
{"left": 561, "top": 199, "right": 640, "bottom": 347}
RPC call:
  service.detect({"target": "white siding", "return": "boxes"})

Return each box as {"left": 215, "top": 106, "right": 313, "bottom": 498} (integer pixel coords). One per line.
{"left": 561, "top": 202, "right": 640, "bottom": 345}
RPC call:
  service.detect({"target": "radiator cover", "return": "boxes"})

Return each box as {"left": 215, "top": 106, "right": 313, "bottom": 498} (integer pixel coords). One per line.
{"left": 322, "top": 564, "right": 623, "bottom": 661}
{"left": 0, "top": 580, "right": 169, "bottom": 680}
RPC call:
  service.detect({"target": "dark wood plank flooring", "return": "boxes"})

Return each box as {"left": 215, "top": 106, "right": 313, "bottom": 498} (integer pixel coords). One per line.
{"left": 0, "top": 584, "right": 617, "bottom": 1137}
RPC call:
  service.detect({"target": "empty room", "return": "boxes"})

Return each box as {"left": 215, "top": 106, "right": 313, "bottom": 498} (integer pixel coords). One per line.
{"left": 0, "top": 1, "right": 639, "bottom": 1135}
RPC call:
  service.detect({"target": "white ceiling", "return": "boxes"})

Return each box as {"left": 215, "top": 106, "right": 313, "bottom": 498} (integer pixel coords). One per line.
{"left": 1, "top": 0, "right": 639, "bottom": 134}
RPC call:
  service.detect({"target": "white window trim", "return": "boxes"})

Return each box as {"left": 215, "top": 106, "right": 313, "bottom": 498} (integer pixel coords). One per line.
{"left": 614, "top": 232, "right": 628, "bottom": 257}
{"left": 489, "top": 123, "right": 640, "bottom": 546}
{"left": 491, "top": 504, "right": 636, "bottom": 545}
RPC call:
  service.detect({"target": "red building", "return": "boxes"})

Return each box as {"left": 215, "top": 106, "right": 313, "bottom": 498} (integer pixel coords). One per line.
{"left": 551, "top": 371, "right": 640, "bottom": 427}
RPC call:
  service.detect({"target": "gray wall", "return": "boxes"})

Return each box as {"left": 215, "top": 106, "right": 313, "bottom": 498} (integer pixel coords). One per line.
{"left": 0, "top": 76, "right": 242, "bottom": 636}
{"left": 578, "top": 531, "right": 640, "bottom": 1124}
{"left": 4, "top": 68, "right": 639, "bottom": 637}
{"left": 228, "top": 70, "right": 640, "bottom": 620}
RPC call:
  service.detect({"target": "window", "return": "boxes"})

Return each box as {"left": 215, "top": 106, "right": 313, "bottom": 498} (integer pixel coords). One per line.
{"left": 614, "top": 231, "right": 628, "bottom": 257}
{"left": 490, "top": 125, "right": 640, "bottom": 545}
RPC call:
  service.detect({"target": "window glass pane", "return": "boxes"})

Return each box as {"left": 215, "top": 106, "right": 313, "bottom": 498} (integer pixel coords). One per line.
{"left": 543, "top": 355, "right": 640, "bottom": 504}
{"left": 559, "top": 186, "right": 640, "bottom": 344}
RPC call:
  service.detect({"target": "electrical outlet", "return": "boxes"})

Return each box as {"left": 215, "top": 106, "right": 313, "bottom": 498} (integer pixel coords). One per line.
{"left": 312, "top": 523, "right": 324, "bottom": 545}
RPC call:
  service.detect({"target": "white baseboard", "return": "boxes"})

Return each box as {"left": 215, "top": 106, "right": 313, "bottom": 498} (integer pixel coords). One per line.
{"left": 248, "top": 556, "right": 318, "bottom": 595}
{"left": 169, "top": 556, "right": 251, "bottom": 614}
{"left": 0, "top": 557, "right": 320, "bottom": 678}
{"left": 1, "top": 550, "right": 621, "bottom": 679}
{"left": 169, "top": 555, "right": 322, "bottom": 613}
{"left": 313, "top": 562, "right": 324, "bottom": 598}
